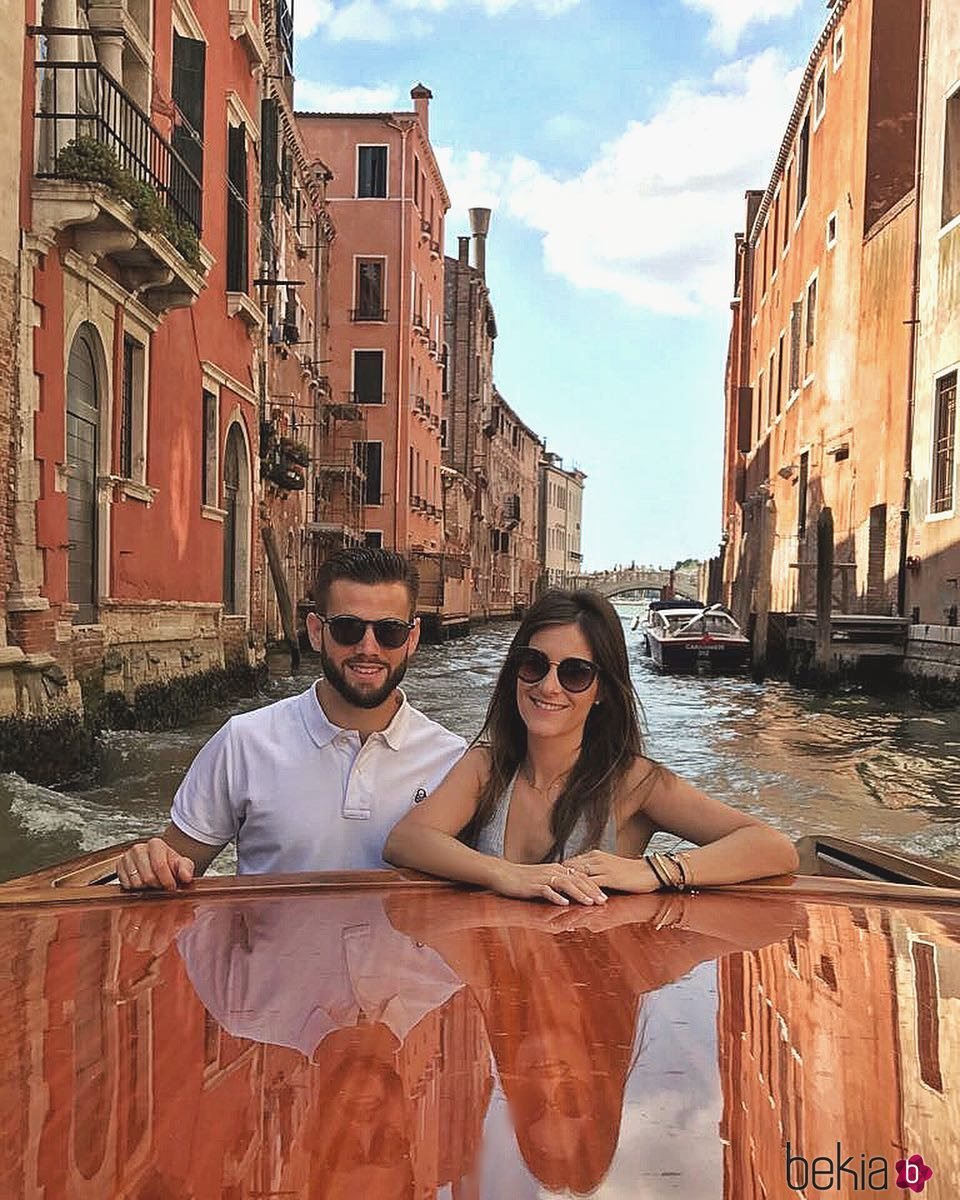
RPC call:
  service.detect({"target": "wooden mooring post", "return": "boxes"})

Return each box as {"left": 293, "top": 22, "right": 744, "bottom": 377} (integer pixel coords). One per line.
{"left": 815, "top": 506, "right": 834, "bottom": 677}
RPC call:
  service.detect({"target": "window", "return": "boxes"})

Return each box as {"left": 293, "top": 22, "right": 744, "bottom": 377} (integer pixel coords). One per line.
{"left": 783, "top": 162, "right": 793, "bottom": 252}
{"left": 120, "top": 335, "right": 145, "bottom": 481}
{"left": 755, "top": 371, "right": 764, "bottom": 444}
{"left": 440, "top": 418, "right": 447, "bottom": 449}
{"left": 942, "top": 90, "right": 960, "bottom": 228}
{"left": 353, "top": 350, "right": 384, "bottom": 405}
{"left": 804, "top": 277, "right": 818, "bottom": 379}
{"left": 171, "top": 31, "right": 205, "bottom": 230}
{"left": 767, "top": 350, "right": 776, "bottom": 427}
{"left": 226, "top": 122, "right": 248, "bottom": 292}
{"left": 796, "top": 111, "right": 811, "bottom": 216}
{"left": 797, "top": 451, "right": 809, "bottom": 539}
{"left": 413, "top": 155, "right": 420, "bottom": 207}
{"left": 357, "top": 145, "right": 388, "bottom": 198}
{"left": 355, "top": 258, "right": 386, "bottom": 320}
{"left": 776, "top": 332, "right": 785, "bottom": 417}
{"left": 354, "top": 441, "right": 383, "bottom": 505}
{"left": 826, "top": 212, "right": 838, "bottom": 248}
{"left": 363, "top": 531, "right": 383, "bottom": 548}
{"left": 833, "top": 27, "right": 845, "bottom": 70}
{"left": 202, "top": 388, "right": 218, "bottom": 507}
{"left": 771, "top": 195, "right": 780, "bottom": 276}
{"left": 932, "top": 371, "right": 957, "bottom": 514}
{"left": 789, "top": 300, "right": 803, "bottom": 393}
{"left": 814, "top": 63, "right": 827, "bottom": 127}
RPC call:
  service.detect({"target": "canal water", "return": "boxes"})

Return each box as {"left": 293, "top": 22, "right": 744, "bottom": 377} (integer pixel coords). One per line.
{"left": 2, "top": 613, "right": 960, "bottom": 883}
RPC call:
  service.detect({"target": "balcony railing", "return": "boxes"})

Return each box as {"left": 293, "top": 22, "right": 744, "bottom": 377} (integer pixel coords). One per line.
{"left": 350, "top": 307, "right": 388, "bottom": 322}
{"left": 34, "top": 60, "right": 202, "bottom": 233}
{"left": 347, "top": 390, "right": 387, "bottom": 406}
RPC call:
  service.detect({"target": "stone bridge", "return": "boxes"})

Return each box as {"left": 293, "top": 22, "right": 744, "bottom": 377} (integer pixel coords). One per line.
{"left": 572, "top": 565, "right": 701, "bottom": 602}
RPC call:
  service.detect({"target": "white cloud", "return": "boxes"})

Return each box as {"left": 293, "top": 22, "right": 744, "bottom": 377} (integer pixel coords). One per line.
{"left": 295, "top": 80, "right": 402, "bottom": 110}
{"left": 434, "top": 147, "right": 503, "bottom": 238}
{"left": 439, "top": 50, "right": 801, "bottom": 316}
{"left": 297, "top": 0, "right": 582, "bottom": 41}
{"left": 681, "top": 0, "right": 804, "bottom": 53}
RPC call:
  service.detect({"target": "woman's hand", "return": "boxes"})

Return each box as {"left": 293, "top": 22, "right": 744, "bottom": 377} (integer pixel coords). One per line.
{"left": 491, "top": 861, "right": 608, "bottom": 906}
{"left": 562, "top": 850, "right": 661, "bottom": 893}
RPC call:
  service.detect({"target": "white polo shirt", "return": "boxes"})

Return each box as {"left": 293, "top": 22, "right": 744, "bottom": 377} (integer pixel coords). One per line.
{"left": 170, "top": 682, "right": 466, "bottom": 874}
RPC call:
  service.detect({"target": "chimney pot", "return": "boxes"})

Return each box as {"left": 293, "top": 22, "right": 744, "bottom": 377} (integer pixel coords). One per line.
{"left": 468, "top": 207, "right": 492, "bottom": 280}
{"left": 458, "top": 236, "right": 470, "bottom": 266}
{"left": 411, "top": 82, "right": 432, "bottom": 134}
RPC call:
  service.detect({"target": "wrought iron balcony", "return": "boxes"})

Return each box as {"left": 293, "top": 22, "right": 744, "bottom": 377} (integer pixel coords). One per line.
{"left": 35, "top": 60, "right": 202, "bottom": 234}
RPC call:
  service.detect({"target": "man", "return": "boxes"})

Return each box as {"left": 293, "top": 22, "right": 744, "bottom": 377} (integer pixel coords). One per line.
{"left": 118, "top": 548, "right": 466, "bottom": 890}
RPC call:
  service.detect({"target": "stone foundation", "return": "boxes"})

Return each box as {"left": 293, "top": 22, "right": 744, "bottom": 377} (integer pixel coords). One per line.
{"left": 902, "top": 624, "right": 960, "bottom": 683}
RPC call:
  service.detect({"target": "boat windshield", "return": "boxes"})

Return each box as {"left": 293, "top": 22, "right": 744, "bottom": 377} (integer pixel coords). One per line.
{"left": 676, "top": 612, "right": 741, "bottom": 636}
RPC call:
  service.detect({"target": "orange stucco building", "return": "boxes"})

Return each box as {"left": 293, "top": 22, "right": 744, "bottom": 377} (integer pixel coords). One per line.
{"left": 295, "top": 88, "right": 449, "bottom": 559}
{"left": 722, "top": 0, "right": 922, "bottom": 632}
{"left": 11, "top": 0, "right": 277, "bottom": 710}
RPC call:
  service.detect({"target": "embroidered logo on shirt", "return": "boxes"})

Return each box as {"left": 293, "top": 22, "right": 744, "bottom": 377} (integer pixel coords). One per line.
{"left": 413, "top": 787, "right": 428, "bottom": 803}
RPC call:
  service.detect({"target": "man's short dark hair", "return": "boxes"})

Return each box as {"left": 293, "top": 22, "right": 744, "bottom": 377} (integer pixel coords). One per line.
{"left": 314, "top": 547, "right": 420, "bottom": 614}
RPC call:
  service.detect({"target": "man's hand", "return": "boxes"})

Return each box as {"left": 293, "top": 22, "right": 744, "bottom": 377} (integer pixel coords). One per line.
{"left": 562, "top": 850, "right": 661, "bottom": 893}
{"left": 118, "top": 837, "right": 196, "bottom": 892}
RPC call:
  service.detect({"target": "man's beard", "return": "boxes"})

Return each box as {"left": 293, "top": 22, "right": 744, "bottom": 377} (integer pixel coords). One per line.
{"left": 320, "top": 646, "right": 409, "bottom": 709}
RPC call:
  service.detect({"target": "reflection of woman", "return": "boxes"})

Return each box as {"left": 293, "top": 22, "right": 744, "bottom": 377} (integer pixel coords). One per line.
{"left": 388, "top": 889, "right": 803, "bottom": 1195}
{"left": 386, "top": 590, "right": 798, "bottom": 903}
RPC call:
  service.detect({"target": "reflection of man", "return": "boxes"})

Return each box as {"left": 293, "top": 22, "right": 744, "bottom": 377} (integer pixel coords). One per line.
{"left": 175, "top": 892, "right": 478, "bottom": 1200}
{"left": 176, "top": 894, "right": 464, "bottom": 1056}
{"left": 118, "top": 548, "right": 465, "bottom": 889}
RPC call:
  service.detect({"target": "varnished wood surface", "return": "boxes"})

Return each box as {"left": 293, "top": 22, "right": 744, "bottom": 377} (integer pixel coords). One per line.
{"left": 1, "top": 880, "right": 958, "bottom": 1197}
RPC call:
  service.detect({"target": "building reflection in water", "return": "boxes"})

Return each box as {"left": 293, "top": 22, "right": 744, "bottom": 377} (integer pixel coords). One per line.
{"left": 0, "top": 888, "right": 957, "bottom": 1197}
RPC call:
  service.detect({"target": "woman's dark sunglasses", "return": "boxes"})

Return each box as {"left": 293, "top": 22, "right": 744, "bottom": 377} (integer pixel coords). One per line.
{"left": 320, "top": 615, "right": 415, "bottom": 649}
{"left": 513, "top": 646, "right": 599, "bottom": 693}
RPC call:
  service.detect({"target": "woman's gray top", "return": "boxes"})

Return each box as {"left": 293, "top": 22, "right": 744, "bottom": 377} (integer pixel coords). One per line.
{"left": 471, "top": 772, "right": 618, "bottom": 861}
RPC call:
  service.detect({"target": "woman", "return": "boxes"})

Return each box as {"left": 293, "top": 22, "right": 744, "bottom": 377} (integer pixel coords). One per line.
{"left": 384, "top": 590, "right": 798, "bottom": 904}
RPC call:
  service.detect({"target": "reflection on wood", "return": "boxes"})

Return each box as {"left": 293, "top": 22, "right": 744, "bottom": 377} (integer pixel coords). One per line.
{"left": 718, "top": 903, "right": 960, "bottom": 1198}
{"left": 0, "top": 886, "right": 957, "bottom": 1197}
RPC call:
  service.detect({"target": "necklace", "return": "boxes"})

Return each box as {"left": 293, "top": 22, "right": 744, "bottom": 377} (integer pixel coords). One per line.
{"left": 520, "top": 761, "right": 570, "bottom": 795}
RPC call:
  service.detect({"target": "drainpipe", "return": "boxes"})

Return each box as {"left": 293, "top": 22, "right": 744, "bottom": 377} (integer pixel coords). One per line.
{"left": 898, "top": 0, "right": 929, "bottom": 618}
{"left": 387, "top": 119, "right": 411, "bottom": 550}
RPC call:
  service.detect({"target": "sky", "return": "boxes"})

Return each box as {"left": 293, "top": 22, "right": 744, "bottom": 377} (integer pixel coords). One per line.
{"left": 293, "top": 0, "right": 831, "bottom": 571}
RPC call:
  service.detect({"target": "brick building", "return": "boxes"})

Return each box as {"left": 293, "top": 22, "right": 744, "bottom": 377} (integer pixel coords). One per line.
{"left": 0, "top": 0, "right": 24, "bottom": 712}
{"left": 443, "top": 212, "right": 541, "bottom": 618}
{"left": 906, "top": 0, "right": 960, "bottom": 636}
{"left": 722, "top": 0, "right": 922, "bottom": 631}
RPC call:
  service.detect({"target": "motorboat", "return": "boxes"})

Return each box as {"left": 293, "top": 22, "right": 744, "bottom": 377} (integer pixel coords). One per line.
{"left": 641, "top": 599, "right": 751, "bottom": 673}
{"left": 0, "top": 836, "right": 957, "bottom": 1197}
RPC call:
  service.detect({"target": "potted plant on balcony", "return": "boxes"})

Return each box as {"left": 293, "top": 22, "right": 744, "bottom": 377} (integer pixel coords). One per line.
{"left": 279, "top": 438, "right": 311, "bottom": 467}
{"left": 266, "top": 462, "right": 306, "bottom": 491}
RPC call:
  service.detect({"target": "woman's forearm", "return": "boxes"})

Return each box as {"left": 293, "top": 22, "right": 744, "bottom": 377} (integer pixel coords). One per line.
{"left": 679, "top": 825, "right": 798, "bottom": 887}
{"left": 383, "top": 824, "right": 505, "bottom": 889}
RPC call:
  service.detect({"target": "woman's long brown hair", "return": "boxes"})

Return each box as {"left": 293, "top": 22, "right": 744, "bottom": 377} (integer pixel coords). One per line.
{"left": 462, "top": 589, "right": 649, "bottom": 859}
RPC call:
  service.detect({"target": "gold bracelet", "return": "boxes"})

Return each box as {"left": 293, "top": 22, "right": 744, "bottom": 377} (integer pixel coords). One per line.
{"left": 645, "top": 854, "right": 672, "bottom": 889}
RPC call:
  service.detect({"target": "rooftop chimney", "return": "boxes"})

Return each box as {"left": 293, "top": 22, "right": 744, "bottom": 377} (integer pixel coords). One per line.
{"left": 411, "top": 83, "right": 432, "bottom": 134}
{"left": 458, "top": 236, "right": 470, "bottom": 266}
{"left": 469, "top": 207, "right": 491, "bottom": 280}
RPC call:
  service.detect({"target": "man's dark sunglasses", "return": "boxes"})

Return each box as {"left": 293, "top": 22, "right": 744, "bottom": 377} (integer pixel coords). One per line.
{"left": 320, "top": 615, "right": 416, "bottom": 649}
{"left": 513, "top": 646, "right": 599, "bottom": 693}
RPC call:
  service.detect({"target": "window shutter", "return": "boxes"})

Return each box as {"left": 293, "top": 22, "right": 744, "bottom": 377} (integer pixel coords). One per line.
{"left": 260, "top": 97, "right": 278, "bottom": 200}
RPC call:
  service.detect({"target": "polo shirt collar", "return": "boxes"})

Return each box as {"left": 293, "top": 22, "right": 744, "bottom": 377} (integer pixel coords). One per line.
{"left": 300, "top": 682, "right": 412, "bottom": 750}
